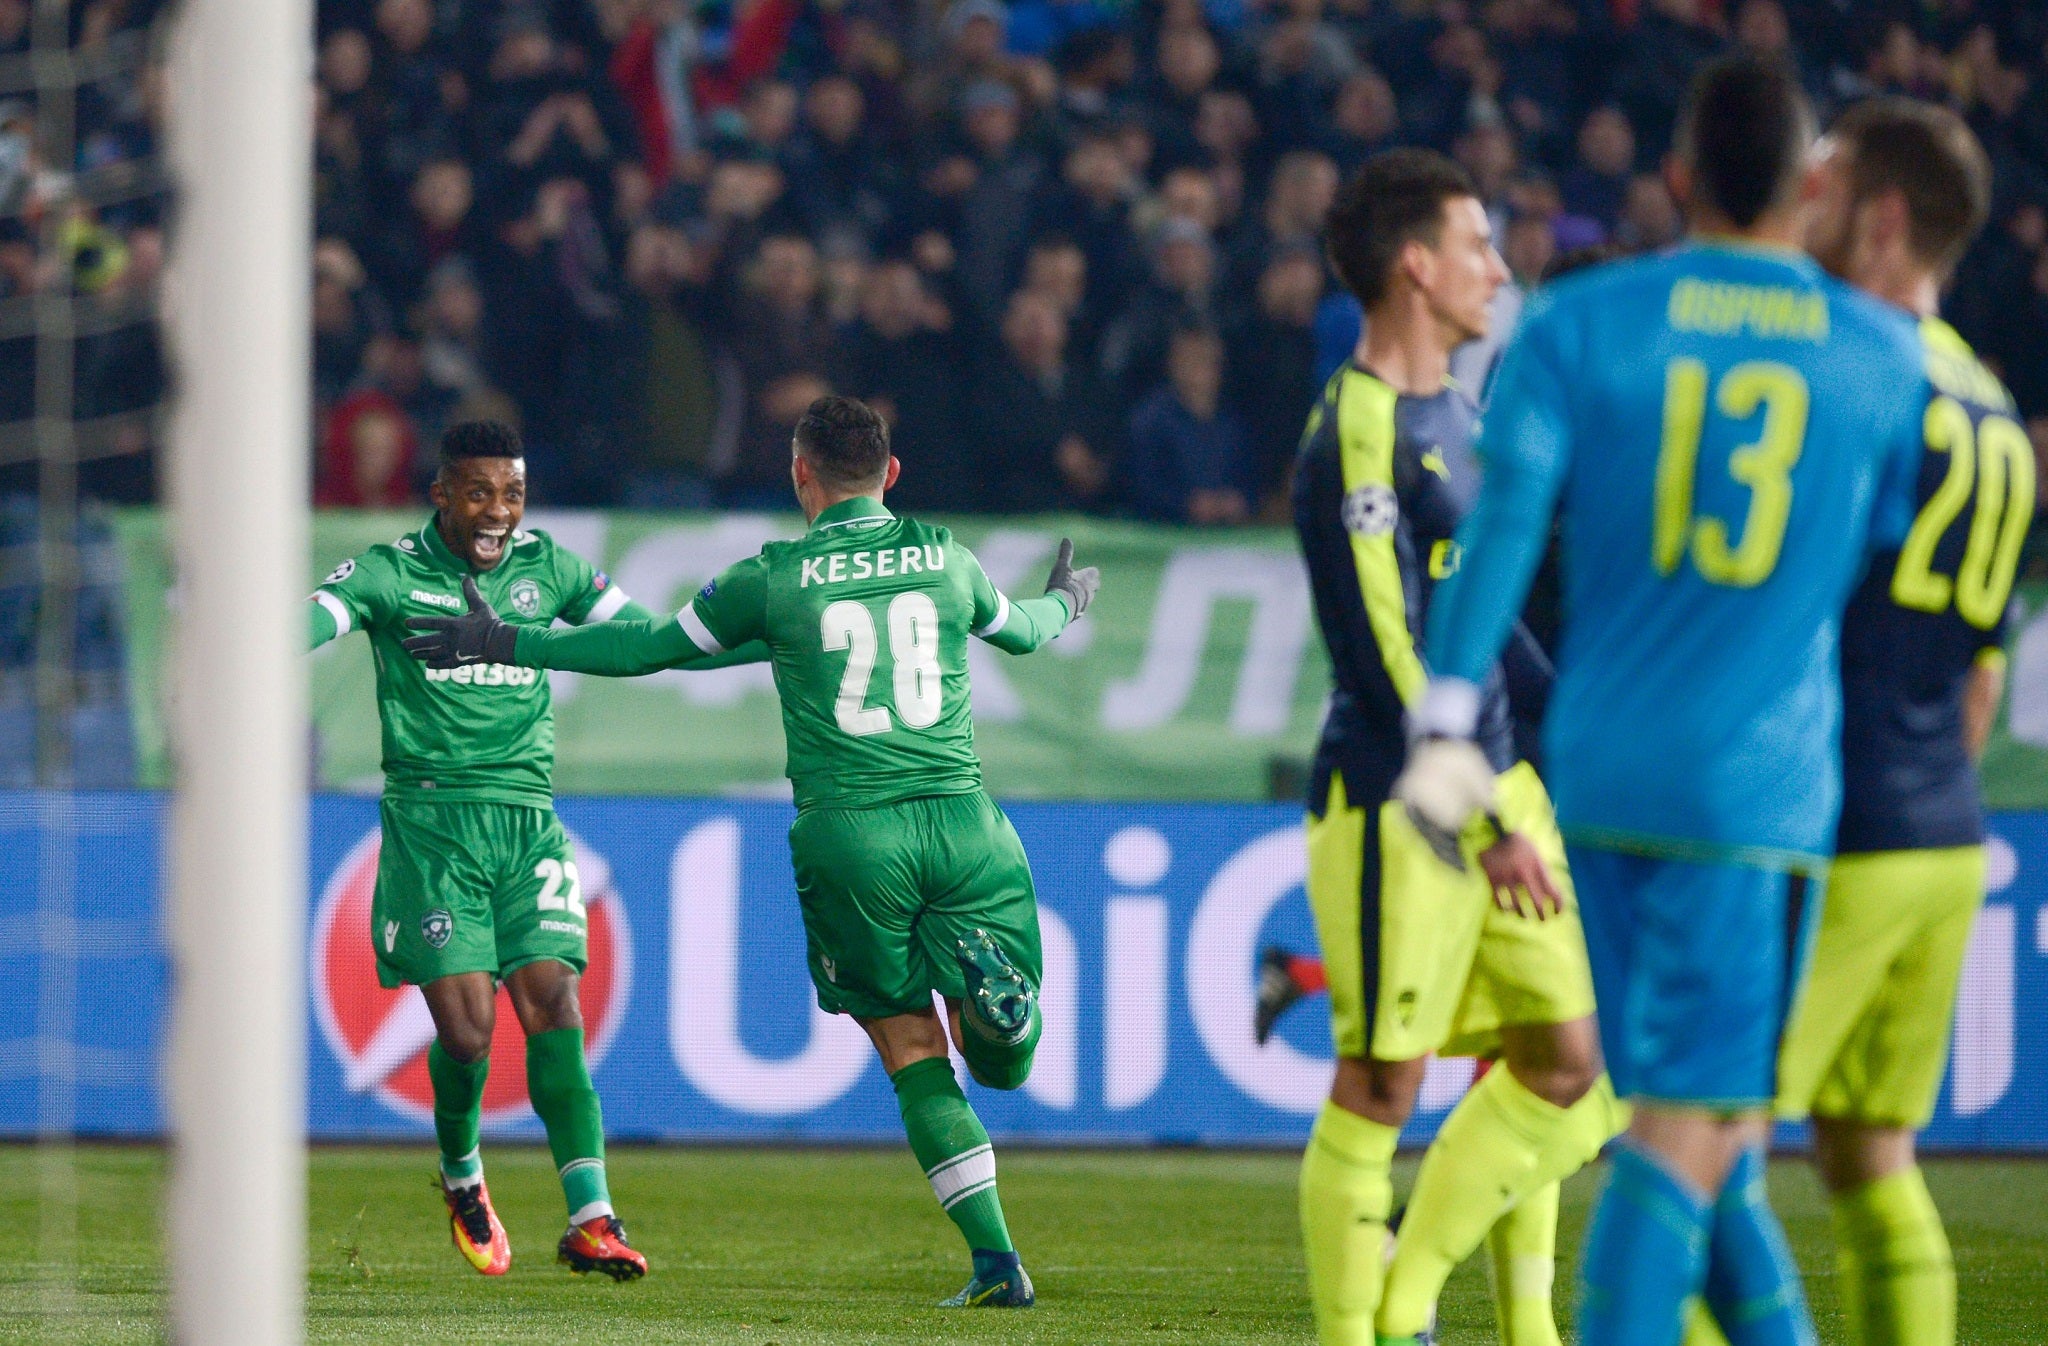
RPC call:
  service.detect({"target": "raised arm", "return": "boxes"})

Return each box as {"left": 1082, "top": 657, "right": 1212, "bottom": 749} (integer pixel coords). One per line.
{"left": 967, "top": 537, "right": 1098, "bottom": 656}
{"left": 307, "top": 553, "right": 391, "bottom": 651}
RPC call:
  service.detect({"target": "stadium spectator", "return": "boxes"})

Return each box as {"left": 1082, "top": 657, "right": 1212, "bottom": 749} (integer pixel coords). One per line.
{"left": 1560, "top": 106, "right": 1636, "bottom": 234}
{"left": 7, "top": 0, "right": 2048, "bottom": 521}
{"left": 980, "top": 287, "right": 1116, "bottom": 512}
{"left": 719, "top": 231, "right": 834, "bottom": 504}
{"left": 1126, "top": 323, "right": 1251, "bottom": 524}
{"left": 837, "top": 258, "right": 972, "bottom": 510}
{"left": 316, "top": 389, "right": 421, "bottom": 508}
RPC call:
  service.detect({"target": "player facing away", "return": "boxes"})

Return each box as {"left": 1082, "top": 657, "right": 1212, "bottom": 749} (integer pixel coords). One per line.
{"left": 1292, "top": 148, "right": 1625, "bottom": 1346}
{"left": 1686, "top": 100, "right": 2029, "bottom": 1346}
{"left": 308, "top": 421, "right": 681, "bottom": 1281}
{"left": 1397, "top": 57, "right": 1931, "bottom": 1345}
{"left": 402, "top": 396, "right": 1099, "bottom": 1308}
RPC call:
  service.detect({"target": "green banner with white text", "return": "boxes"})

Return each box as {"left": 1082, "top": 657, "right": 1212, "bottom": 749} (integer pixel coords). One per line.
{"left": 111, "top": 510, "right": 1335, "bottom": 801}
{"left": 108, "top": 511, "right": 2048, "bottom": 806}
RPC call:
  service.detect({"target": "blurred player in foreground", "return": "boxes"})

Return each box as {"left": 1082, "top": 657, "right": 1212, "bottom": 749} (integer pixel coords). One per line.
{"left": 1687, "top": 98, "right": 2030, "bottom": 1346}
{"left": 1291, "top": 148, "right": 1623, "bottom": 1346}
{"left": 309, "top": 421, "right": 686, "bottom": 1280}
{"left": 1397, "top": 56, "right": 1932, "bottom": 1344}
{"left": 403, "top": 396, "right": 1098, "bottom": 1308}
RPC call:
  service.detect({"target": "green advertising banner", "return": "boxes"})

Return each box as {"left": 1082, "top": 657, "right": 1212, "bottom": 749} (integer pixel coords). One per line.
{"left": 108, "top": 510, "right": 2048, "bottom": 806}
{"left": 111, "top": 510, "right": 1336, "bottom": 801}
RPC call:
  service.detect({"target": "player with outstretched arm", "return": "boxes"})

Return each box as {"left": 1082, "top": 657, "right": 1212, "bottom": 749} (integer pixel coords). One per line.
{"left": 308, "top": 420, "right": 744, "bottom": 1281}
{"left": 1395, "top": 57, "right": 1932, "bottom": 1345}
{"left": 402, "top": 395, "right": 1099, "bottom": 1309}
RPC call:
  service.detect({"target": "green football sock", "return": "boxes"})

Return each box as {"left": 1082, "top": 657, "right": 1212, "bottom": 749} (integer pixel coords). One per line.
{"left": 957, "top": 1001, "right": 1041, "bottom": 1091}
{"left": 1300, "top": 1098, "right": 1396, "bottom": 1346}
{"left": 427, "top": 1040, "right": 487, "bottom": 1186}
{"left": 526, "top": 1027, "right": 613, "bottom": 1224}
{"left": 1378, "top": 1065, "right": 1578, "bottom": 1337}
{"left": 1833, "top": 1166, "right": 1954, "bottom": 1346}
{"left": 892, "top": 1057, "right": 1014, "bottom": 1254}
{"left": 1487, "top": 1180, "right": 1562, "bottom": 1346}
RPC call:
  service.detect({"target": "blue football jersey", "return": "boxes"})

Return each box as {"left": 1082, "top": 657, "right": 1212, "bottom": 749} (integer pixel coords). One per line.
{"left": 1426, "top": 242, "right": 1927, "bottom": 868}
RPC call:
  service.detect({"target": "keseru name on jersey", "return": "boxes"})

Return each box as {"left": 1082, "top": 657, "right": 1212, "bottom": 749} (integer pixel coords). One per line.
{"left": 799, "top": 544, "right": 951, "bottom": 588}
{"left": 421, "top": 663, "right": 541, "bottom": 686}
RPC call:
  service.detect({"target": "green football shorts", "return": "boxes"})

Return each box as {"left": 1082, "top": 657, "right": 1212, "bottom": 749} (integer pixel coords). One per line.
{"left": 372, "top": 797, "right": 588, "bottom": 989}
{"left": 786, "top": 789, "right": 1044, "bottom": 1020}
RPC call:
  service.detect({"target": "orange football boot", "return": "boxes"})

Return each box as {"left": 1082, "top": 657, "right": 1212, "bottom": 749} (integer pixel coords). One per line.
{"left": 557, "top": 1214, "right": 647, "bottom": 1282}
{"left": 443, "top": 1178, "right": 512, "bottom": 1275}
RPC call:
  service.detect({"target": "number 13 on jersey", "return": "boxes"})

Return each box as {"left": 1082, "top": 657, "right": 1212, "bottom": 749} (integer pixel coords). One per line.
{"left": 1653, "top": 358, "right": 1811, "bottom": 588}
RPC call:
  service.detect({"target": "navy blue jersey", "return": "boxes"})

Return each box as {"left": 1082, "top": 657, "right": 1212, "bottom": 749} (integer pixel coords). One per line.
{"left": 1837, "top": 318, "right": 2033, "bottom": 854}
{"left": 1293, "top": 365, "right": 1535, "bottom": 811}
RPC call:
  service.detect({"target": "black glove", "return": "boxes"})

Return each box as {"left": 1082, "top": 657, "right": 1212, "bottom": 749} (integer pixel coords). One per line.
{"left": 402, "top": 575, "right": 519, "bottom": 669}
{"left": 1044, "top": 537, "right": 1100, "bottom": 619}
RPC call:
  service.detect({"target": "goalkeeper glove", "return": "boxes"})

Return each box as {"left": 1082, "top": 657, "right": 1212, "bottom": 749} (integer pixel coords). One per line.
{"left": 1393, "top": 735, "right": 1498, "bottom": 872}
{"left": 401, "top": 575, "right": 519, "bottom": 669}
{"left": 1044, "top": 537, "right": 1100, "bottom": 618}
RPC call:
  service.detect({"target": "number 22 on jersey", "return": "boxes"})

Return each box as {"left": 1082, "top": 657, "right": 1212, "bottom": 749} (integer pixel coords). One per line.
{"left": 822, "top": 592, "right": 944, "bottom": 736}
{"left": 1653, "top": 358, "right": 1810, "bottom": 588}
{"left": 1890, "top": 397, "right": 2033, "bottom": 629}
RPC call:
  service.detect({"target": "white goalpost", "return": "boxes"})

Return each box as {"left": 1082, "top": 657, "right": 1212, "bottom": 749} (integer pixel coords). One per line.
{"left": 163, "top": 0, "right": 312, "bottom": 1339}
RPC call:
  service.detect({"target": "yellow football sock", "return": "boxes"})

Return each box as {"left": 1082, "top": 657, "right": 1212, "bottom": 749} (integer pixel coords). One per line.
{"left": 1380, "top": 1069, "right": 1625, "bottom": 1338}
{"left": 1682, "top": 1297, "right": 1732, "bottom": 1345}
{"left": 1300, "top": 1099, "right": 1397, "bottom": 1346}
{"left": 1833, "top": 1166, "right": 1954, "bottom": 1346}
{"left": 1488, "top": 1180, "right": 1561, "bottom": 1346}
{"left": 1378, "top": 1066, "right": 1572, "bottom": 1337}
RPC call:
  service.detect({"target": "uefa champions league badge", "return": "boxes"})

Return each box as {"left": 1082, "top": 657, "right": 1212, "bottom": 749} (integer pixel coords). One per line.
{"left": 511, "top": 578, "right": 542, "bottom": 618}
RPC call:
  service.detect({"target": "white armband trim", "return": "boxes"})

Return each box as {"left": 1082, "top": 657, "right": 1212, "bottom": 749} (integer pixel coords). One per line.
{"left": 675, "top": 601, "right": 724, "bottom": 654}
{"left": 311, "top": 590, "right": 352, "bottom": 637}
{"left": 585, "top": 586, "right": 631, "bottom": 623}
{"left": 1411, "top": 676, "right": 1482, "bottom": 739}
{"left": 972, "top": 591, "right": 1011, "bottom": 638}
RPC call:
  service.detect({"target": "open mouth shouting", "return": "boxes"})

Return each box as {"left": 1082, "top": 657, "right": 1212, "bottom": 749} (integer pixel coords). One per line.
{"left": 471, "top": 525, "right": 510, "bottom": 566}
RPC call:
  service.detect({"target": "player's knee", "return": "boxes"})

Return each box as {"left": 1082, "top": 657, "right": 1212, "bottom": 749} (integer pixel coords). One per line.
{"left": 1811, "top": 1116, "right": 1913, "bottom": 1193}
{"left": 1331, "top": 1055, "right": 1423, "bottom": 1128}
{"left": 1515, "top": 1056, "right": 1600, "bottom": 1110}
{"left": 508, "top": 963, "right": 584, "bottom": 1034}
{"left": 437, "top": 1019, "right": 494, "bottom": 1064}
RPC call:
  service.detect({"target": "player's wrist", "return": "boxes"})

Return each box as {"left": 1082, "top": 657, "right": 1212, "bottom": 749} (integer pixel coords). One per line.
{"left": 1409, "top": 677, "right": 1482, "bottom": 742}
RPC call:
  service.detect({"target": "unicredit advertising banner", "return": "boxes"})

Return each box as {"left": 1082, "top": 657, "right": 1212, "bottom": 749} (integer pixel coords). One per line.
{"left": 2, "top": 793, "right": 2045, "bottom": 1148}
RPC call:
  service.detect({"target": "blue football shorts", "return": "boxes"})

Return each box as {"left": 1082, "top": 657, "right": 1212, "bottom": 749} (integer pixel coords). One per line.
{"left": 1567, "top": 844, "right": 1822, "bottom": 1108}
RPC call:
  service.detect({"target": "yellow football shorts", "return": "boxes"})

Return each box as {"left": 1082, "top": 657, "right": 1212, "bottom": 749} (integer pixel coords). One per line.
{"left": 1306, "top": 760, "right": 1597, "bottom": 1062}
{"left": 1776, "top": 844, "right": 1985, "bottom": 1127}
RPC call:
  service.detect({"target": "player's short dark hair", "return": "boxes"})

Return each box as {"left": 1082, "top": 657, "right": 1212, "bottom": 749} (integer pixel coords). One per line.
{"left": 1324, "top": 148, "right": 1478, "bottom": 311}
{"left": 1674, "top": 54, "right": 1815, "bottom": 229}
{"left": 1827, "top": 97, "right": 1991, "bottom": 275}
{"left": 439, "top": 420, "right": 522, "bottom": 468}
{"left": 794, "top": 395, "right": 891, "bottom": 489}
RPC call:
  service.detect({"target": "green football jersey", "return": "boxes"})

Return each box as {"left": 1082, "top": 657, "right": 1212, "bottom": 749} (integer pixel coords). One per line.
{"left": 309, "top": 514, "right": 642, "bottom": 806}
{"left": 511, "top": 497, "right": 1072, "bottom": 810}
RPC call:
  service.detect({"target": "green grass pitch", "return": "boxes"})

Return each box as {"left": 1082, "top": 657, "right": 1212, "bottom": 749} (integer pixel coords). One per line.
{"left": 1, "top": 1145, "right": 2043, "bottom": 1343}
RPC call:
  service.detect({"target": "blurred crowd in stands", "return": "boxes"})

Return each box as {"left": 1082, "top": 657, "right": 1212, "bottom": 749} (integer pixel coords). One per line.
{"left": 4, "top": 0, "right": 2048, "bottom": 524}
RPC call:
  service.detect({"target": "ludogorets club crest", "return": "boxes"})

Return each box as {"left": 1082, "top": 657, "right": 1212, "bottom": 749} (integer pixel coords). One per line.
{"left": 1341, "top": 484, "right": 1399, "bottom": 537}
{"left": 510, "top": 578, "right": 542, "bottom": 618}
{"left": 420, "top": 909, "right": 453, "bottom": 949}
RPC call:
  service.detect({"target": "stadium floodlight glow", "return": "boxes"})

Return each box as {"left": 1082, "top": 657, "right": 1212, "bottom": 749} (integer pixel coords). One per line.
{"left": 163, "top": 0, "right": 312, "bottom": 1340}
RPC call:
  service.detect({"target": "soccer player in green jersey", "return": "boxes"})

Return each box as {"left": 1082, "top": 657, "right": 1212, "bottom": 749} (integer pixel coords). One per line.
{"left": 404, "top": 396, "right": 1100, "bottom": 1308}
{"left": 308, "top": 420, "right": 720, "bottom": 1281}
